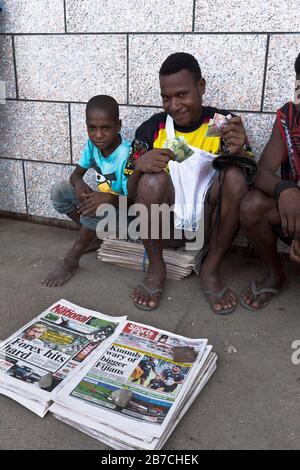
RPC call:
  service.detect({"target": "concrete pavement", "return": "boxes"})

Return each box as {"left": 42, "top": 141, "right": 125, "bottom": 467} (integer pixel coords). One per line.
{"left": 0, "top": 218, "right": 299, "bottom": 450}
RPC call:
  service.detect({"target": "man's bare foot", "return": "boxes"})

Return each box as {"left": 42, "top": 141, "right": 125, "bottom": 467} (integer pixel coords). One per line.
{"left": 132, "top": 268, "right": 166, "bottom": 311}
{"left": 42, "top": 255, "right": 79, "bottom": 287}
{"left": 200, "top": 272, "right": 237, "bottom": 315}
{"left": 240, "top": 274, "right": 286, "bottom": 310}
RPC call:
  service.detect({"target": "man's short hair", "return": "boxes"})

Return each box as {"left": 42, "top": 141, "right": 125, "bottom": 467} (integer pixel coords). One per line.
{"left": 295, "top": 53, "right": 300, "bottom": 75}
{"left": 86, "top": 95, "right": 119, "bottom": 120}
{"left": 159, "top": 52, "right": 202, "bottom": 82}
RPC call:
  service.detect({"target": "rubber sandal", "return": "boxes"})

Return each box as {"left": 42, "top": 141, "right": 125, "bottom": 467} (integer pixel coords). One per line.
{"left": 202, "top": 286, "right": 236, "bottom": 315}
{"left": 133, "top": 281, "right": 163, "bottom": 311}
{"left": 240, "top": 280, "right": 281, "bottom": 311}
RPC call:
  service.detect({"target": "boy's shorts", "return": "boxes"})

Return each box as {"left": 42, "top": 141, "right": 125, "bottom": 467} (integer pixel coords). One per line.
{"left": 51, "top": 181, "right": 113, "bottom": 232}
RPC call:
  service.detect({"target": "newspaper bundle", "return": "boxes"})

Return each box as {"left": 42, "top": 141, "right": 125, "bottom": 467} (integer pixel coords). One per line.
{"left": 0, "top": 300, "right": 125, "bottom": 416}
{"left": 98, "top": 239, "right": 204, "bottom": 280}
{"left": 0, "top": 300, "right": 217, "bottom": 449}
{"left": 50, "top": 317, "right": 217, "bottom": 450}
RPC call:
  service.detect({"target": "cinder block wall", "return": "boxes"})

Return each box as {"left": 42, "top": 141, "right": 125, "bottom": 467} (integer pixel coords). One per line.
{"left": 0, "top": 0, "right": 299, "bottom": 224}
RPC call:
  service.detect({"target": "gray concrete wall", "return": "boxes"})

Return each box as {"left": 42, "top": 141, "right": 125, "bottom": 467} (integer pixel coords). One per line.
{"left": 0, "top": 0, "right": 299, "bottom": 220}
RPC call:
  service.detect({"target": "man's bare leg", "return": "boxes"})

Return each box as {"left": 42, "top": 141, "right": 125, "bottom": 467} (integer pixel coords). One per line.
{"left": 132, "top": 172, "right": 174, "bottom": 309}
{"left": 200, "top": 167, "right": 249, "bottom": 313}
{"left": 240, "top": 189, "right": 286, "bottom": 309}
{"left": 42, "top": 226, "right": 97, "bottom": 287}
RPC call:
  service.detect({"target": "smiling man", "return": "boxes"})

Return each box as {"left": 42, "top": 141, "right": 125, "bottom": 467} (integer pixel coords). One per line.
{"left": 125, "top": 52, "right": 253, "bottom": 313}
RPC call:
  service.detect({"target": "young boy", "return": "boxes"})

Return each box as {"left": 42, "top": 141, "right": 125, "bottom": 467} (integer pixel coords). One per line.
{"left": 42, "top": 95, "right": 130, "bottom": 287}
{"left": 240, "top": 53, "right": 300, "bottom": 310}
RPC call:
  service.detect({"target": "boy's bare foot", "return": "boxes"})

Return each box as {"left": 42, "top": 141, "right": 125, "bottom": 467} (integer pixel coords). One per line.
{"left": 42, "top": 255, "right": 79, "bottom": 287}
{"left": 132, "top": 267, "right": 166, "bottom": 311}
{"left": 240, "top": 274, "right": 286, "bottom": 311}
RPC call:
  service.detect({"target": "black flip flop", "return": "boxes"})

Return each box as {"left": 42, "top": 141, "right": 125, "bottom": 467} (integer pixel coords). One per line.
{"left": 240, "top": 281, "right": 281, "bottom": 311}
{"left": 202, "top": 286, "right": 236, "bottom": 315}
{"left": 133, "top": 281, "right": 163, "bottom": 311}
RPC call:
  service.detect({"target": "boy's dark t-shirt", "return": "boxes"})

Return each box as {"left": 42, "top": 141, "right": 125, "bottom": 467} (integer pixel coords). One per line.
{"left": 277, "top": 101, "right": 300, "bottom": 182}
{"left": 124, "top": 106, "right": 253, "bottom": 176}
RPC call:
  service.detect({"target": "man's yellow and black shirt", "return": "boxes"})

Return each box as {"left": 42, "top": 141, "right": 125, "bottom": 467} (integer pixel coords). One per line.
{"left": 124, "top": 106, "right": 253, "bottom": 176}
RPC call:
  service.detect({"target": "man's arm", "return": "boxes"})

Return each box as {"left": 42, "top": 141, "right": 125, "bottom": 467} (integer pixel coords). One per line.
{"left": 254, "top": 121, "right": 300, "bottom": 239}
{"left": 253, "top": 122, "right": 285, "bottom": 195}
{"left": 221, "top": 116, "right": 250, "bottom": 156}
{"left": 125, "top": 116, "right": 176, "bottom": 201}
{"left": 127, "top": 149, "right": 175, "bottom": 201}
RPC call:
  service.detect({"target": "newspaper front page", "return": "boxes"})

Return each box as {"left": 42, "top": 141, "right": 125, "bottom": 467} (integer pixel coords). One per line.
{"left": 52, "top": 320, "right": 211, "bottom": 446}
{"left": 52, "top": 350, "right": 217, "bottom": 450}
{"left": 0, "top": 299, "right": 126, "bottom": 415}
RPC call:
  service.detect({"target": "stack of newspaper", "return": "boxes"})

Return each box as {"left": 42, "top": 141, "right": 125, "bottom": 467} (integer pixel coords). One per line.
{"left": 98, "top": 239, "right": 203, "bottom": 280}
{"left": 0, "top": 300, "right": 126, "bottom": 417}
{"left": 0, "top": 300, "right": 217, "bottom": 450}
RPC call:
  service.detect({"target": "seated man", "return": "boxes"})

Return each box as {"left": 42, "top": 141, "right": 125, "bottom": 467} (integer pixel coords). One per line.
{"left": 125, "top": 52, "right": 253, "bottom": 313}
{"left": 43, "top": 95, "right": 130, "bottom": 287}
{"left": 240, "top": 53, "right": 300, "bottom": 310}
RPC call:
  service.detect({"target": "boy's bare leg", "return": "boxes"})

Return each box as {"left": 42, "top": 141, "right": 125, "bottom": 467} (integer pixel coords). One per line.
{"left": 66, "top": 209, "right": 101, "bottom": 253}
{"left": 132, "top": 172, "right": 174, "bottom": 309}
{"left": 42, "top": 226, "right": 97, "bottom": 287}
{"left": 240, "top": 189, "right": 286, "bottom": 309}
{"left": 199, "top": 167, "right": 249, "bottom": 313}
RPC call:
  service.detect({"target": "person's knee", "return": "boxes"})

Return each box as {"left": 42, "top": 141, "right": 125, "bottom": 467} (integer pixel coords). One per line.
{"left": 136, "top": 172, "right": 170, "bottom": 204}
{"left": 50, "top": 181, "right": 72, "bottom": 203}
{"left": 51, "top": 181, "right": 77, "bottom": 214}
{"left": 240, "top": 190, "right": 269, "bottom": 227}
{"left": 223, "top": 167, "right": 249, "bottom": 201}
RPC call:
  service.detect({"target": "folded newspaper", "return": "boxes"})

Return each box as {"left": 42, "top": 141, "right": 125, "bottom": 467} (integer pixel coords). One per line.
{"left": 98, "top": 238, "right": 204, "bottom": 279}
{"left": 0, "top": 300, "right": 217, "bottom": 450}
{"left": 0, "top": 300, "right": 126, "bottom": 417}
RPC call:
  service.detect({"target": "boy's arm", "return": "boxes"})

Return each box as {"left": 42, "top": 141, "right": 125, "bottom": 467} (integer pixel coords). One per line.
{"left": 255, "top": 121, "right": 300, "bottom": 239}
{"left": 70, "top": 165, "right": 92, "bottom": 201}
{"left": 71, "top": 140, "right": 95, "bottom": 199}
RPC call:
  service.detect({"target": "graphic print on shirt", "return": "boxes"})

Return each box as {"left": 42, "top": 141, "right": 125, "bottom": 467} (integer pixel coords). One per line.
{"left": 93, "top": 163, "right": 117, "bottom": 194}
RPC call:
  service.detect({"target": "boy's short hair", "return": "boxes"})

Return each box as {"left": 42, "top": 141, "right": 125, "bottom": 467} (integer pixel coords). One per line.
{"left": 159, "top": 52, "right": 202, "bottom": 82}
{"left": 86, "top": 95, "right": 119, "bottom": 120}
{"left": 295, "top": 53, "right": 300, "bottom": 75}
